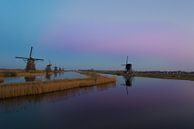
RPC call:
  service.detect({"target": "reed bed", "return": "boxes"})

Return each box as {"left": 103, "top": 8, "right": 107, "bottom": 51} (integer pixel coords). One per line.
{"left": 0, "top": 73, "right": 116, "bottom": 99}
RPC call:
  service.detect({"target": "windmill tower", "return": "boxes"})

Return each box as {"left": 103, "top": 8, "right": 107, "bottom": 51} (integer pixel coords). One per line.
{"left": 15, "top": 47, "right": 44, "bottom": 72}
{"left": 122, "top": 56, "right": 132, "bottom": 73}
{"left": 45, "top": 60, "right": 52, "bottom": 73}
{"left": 54, "top": 66, "right": 58, "bottom": 73}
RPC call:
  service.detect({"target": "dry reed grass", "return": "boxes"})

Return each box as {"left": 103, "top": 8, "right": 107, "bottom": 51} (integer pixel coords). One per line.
{"left": 0, "top": 72, "right": 116, "bottom": 99}
{"left": 0, "top": 69, "right": 46, "bottom": 78}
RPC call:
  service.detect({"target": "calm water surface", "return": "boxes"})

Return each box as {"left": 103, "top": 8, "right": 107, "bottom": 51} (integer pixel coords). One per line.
{"left": 2, "top": 72, "right": 86, "bottom": 84}
{"left": 1, "top": 76, "right": 194, "bottom": 129}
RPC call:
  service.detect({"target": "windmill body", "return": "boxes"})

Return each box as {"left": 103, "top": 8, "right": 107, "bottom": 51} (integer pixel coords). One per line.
{"left": 46, "top": 60, "right": 52, "bottom": 73}
{"left": 26, "top": 59, "right": 36, "bottom": 71}
{"left": 126, "top": 64, "right": 132, "bottom": 72}
{"left": 54, "top": 66, "right": 58, "bottom": 73}
{"left": 16, "top": 47, "right": 44, "bottom": 72}
{"left": 122, "top": 56, "right": 132, "bottom": 73}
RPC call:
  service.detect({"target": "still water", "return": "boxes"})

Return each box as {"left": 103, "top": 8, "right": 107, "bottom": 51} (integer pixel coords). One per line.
{"left": 2, "top": 72, "right": 87, "bottom": 84}
{"left": 1, "top": 76, "right": 194, "bottom": 129}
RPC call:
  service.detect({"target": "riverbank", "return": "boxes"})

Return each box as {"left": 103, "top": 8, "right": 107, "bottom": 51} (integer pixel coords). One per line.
{"left": 0, "top": 69, "right": 46, "bottom": 78}
{"left": 135, "top": 72, "right": 194, "bottom": 81}
{"left": 0, "top": 72, "right": 116, "bottom": 99}
{"left": 90, "top": 70, "right": 194, "bottom": 81}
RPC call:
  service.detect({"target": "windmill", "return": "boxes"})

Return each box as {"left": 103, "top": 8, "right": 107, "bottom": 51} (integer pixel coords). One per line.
{"left": 54, "top": 66, "right": 58, "bottom": 73}
{"left": 121, "top": 56, "right": 132, "bottom": 73}
{"left": 15, "top": 47, "right": 44, "bottom": 71}
{"left": 45, "top": 60, "right": 52, "bottom": 73}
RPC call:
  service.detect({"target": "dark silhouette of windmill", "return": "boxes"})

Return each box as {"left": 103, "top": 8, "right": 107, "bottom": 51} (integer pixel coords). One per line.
{"left": 122, "top": 56, "right": 132, "bottom": 73}
{"left": 15, "top": 47, "right": 44, "bottom": 71}
{"left": 45, "top": 61, "right": 52, "bottom": 80}
{"left": 45, "top": 60, "right": 52, "bottom": 73}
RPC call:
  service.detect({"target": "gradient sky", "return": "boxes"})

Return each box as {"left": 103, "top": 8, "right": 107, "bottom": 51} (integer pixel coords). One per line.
{"left": 0, "top": 0, "right": 194, "bottom": 71}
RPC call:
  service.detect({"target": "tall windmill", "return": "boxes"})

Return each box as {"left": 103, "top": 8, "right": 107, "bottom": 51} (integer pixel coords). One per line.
{"left": 15, "top": 47, "right": 44, "bottom": 71}
{"left": 122, "top": 56, "right": 132, "bottom": 73}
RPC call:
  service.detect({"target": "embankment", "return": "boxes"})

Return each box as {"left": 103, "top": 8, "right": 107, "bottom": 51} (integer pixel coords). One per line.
{"left": 135, "top": 72, "right": 194, "bottom": 81}
{"left": 89, "top": 70, "right": 194, "bottom": 81}
{"left": 0, "top": 69, "right": 46, "bottom": 78}
{"left": 0, "top": 72, "right": 116, "bottom": 99}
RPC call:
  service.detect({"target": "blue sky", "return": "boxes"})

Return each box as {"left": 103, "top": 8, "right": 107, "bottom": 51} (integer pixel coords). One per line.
{"left": 0, "top": 0, "right": 194, "bottom": 71}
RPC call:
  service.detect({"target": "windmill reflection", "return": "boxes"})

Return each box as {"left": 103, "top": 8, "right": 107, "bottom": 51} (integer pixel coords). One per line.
{"left": 125, "top": 76, "right": 132, "bottom": 86}
{"left": 46, "top": 74, "right": 51, "bottom": 80}
{"left": 24, "top": 76, "right": 36, "bottom": 82}
{"left": 122, "top": 76, "right": 133, "bottom": 95}
{"left": 54, "top": 72, "right": 58, "bottom": 78}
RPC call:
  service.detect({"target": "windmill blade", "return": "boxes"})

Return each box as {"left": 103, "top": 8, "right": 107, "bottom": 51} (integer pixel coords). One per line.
{"left": 15, "top": 56, "right": 28, "bottom": 60}
{"left": 126, "top": 56, "right": 128, "bottom": 65}
{"left": 34, "top": 58, "right": 44, "bottom": 61}
{"left": 29, "top": 46, "right": 33, "bottom": 58}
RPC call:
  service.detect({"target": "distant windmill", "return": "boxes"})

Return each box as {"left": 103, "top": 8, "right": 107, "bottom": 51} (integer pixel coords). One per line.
{"left": 45, "top": 60, "right": 52, "bottom": 73}
{"left": 54, "top": 65, "right": 58, "bottom": 73}
{"left": 122, "top": 56, "right": 132, "bottom": 73}
{"left": 15, "top": 47, "right": 44, "bottom": 71}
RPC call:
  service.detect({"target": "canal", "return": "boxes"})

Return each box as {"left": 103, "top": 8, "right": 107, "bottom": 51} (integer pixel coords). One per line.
{"left": 0, "top": 75, "right": 194, "bottom": 129}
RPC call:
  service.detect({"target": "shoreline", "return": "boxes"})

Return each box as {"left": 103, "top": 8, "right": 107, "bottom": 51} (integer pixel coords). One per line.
{"left": 0, "top": 72, "right": 116, "bottom": 99}
{"left": 0, "top": 69, "right": 46, "bottom": 78}
{"left": 134, "top": 72, "right": 194, "bottom": 81}
{"left": 0, "top": 69, "right": 67, "bottom": 78}
{"left": 89, "top": 70, "right": 194, "bottom": 81}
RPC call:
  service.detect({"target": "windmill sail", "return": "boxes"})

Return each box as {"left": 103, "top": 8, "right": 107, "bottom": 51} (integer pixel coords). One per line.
{"left": 15, "top": 57, "right": 29, "bottom": 60}
{"left": 35, "top": 58, "right": 44, "bottom": 61}
{"left": 126, "top": 56, "right": 128, "bottom": 65}
{"left": 29, "top": 46, "right": 33, "bottom": 58}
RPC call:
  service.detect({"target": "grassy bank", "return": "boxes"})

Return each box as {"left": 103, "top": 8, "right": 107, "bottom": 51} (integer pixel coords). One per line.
{"left": 90, "top": 70, "right": 194, "bottom": 81}
{"left": 0, "top": 72, "right": 116, "bottom": 99}
{"left": 135, "top": 72, "right": 194, "bottom": 81}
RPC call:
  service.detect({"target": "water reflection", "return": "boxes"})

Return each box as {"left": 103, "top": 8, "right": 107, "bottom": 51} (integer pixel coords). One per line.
{"left": 2, "top": 76, "right": 194, "bottom": 129}
{"left": 121, "top": 76, "right": 134, "bottom": 95}
{"left": 24, "top": 76, "right": 36, "bottom": 82}
{"left": 45, "top": 74, "right": 51, "bottom": 80}
{"left": 2, "top": 72, "right": 87, "bottom": 84}
{"left": 54, "top": 72, "right": 58, "bottom": 78}
{"left": 125, "top": 76, "right": 133, "bottom": 86}
{"left": 0, "top": 83, "right": 116, "bottom": 113}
